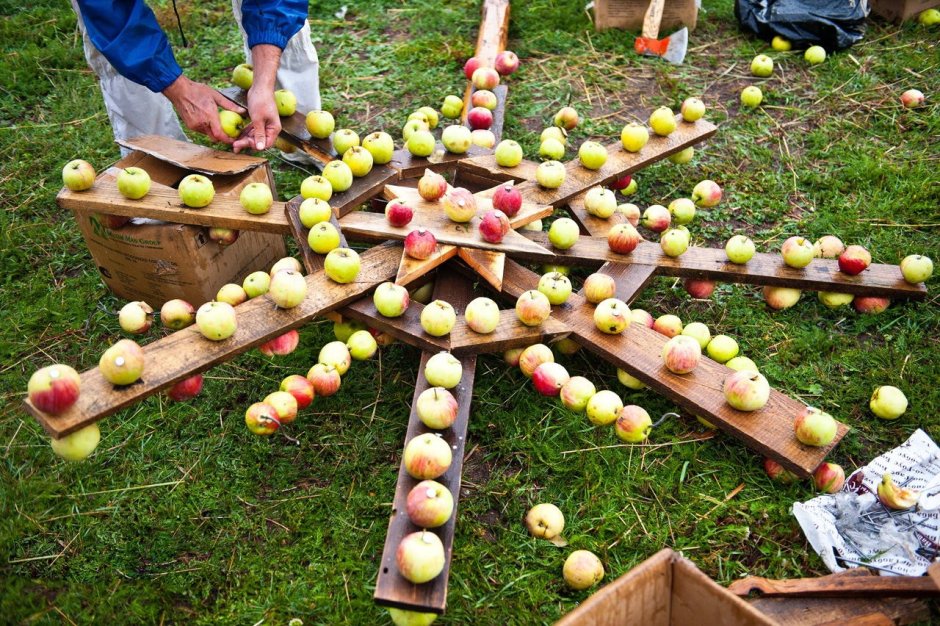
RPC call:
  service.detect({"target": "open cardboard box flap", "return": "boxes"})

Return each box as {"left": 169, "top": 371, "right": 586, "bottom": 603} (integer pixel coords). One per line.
{"left": 116, "top": 135, "right": 266, "bottom": 176}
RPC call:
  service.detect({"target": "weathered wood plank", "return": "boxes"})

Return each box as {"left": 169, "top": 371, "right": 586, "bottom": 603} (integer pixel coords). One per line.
{"left": 24, "top": 244, "right": 403, "bottom": 439}
{"left": 384, "top": 184, "right": 553, "bottom": 230}
{"left": 456, "top": 155, "right": 540, "bottom": 184}
{"left": 388, "top": 145, "right": 491, "bottom": 179}
{"left": 284, "top": 196, "right": 348, "bottom": 274}
{"left": 331, "top": 166, "right": 401, "bottom": 218}
{"left": 450, "top": 310, "right": 569, "bottom": 355}
{"left": 397, "top": 245, "right": 459, "bottom": 286}
{"left": 456, "top": 248, "right": 505, "bottom": 291}
{"left": 460, "top": 0, "right": 510, "bottom": 126}
{"left": 566, "top": 192, "right": 627, "bottom": 237}
{"left": 374, "top": 268, "right": 476, "bottom": 614}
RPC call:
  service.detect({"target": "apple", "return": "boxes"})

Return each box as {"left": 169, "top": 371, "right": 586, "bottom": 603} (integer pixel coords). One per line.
{"left": 404, "top": 228, "right": 438, "bottom": 260}
{"left": 540, "top": 126, "right": 567, "bottom": 146}
{"left": 342, "top": 146, "right": 373, "bottom": 178}
{"left": 813, "top": 235, "right": 845, "bottom": 259}
{"left": 231, "top": 62, "right": 253, "bottom": 89}
{"left": 385, "top": 201, "right": 414, "bottom": 228}
{"left": 62, "top": 159, "right": 96, "bottom": 191}
{"left": 660, "top": 228, "right": 689, "bottom": 257}
{"left": 653, "top": 314, "right": 683, "bottom": 338}
{"left": 691, "top": 180, "right": 721, "bottom": 207}
{"left": 669, "top": 146, "right": 694, "bottom": 164}
{"left": 421, "top": 300, "right": 457, "bottom": 337}
{"left": 236, "top": 182, "right": 274, "bottom": 217}
{"left": 178, "top": 174, "right": 215, "bottom": 208}
{"left": 530, "top": 362, "right": 569, "bottom": 397}
{"left": 594, "top": 298, "right": 630, "bottom": 334}
{"left": 463, "top": 56, "right": 482, "bottom": 79}
{"left": 268, "top": 269, "right": 307, "bottom": 308}
{"left": 901, "top": 89, "right": 925, "bottom": 108}
{"left": 583, "top": 273, "right": 616, "bottom": 303}
{"left": 305, "top": 110, "right": 335, "bottom": 139}
{"left": 322, "top": 249, "right": 361, "bottom": 286}
{"left": 725, "top": 235, "right": 756, "bottom": 264}
{"left": 621, "top": 178, "right": 638, "bottom": 195}
{"left": 548, "top": 217, "right": 580, "bottom": 250}
{"left": 560, "top": 376, "right": 596, "bottom": 413}
{"left": 360, "top": 131, "right": 394, "bottom": 165}
{"left": 264, "top": 390, "right": 298, "bottom": 424}
{"left": 166, "top": 373, "right": 203, "bottom": 402}
{"left": 407, "top": 129, "right": 436, "bottom": 157}
{"left": 750, "top": 54, "right": 774, "bottom": 77}
{"left": 116, "top": 166, "right": 151, "bottom": 200}
{"left": 538, "top": 272, "right": 572, "bottom": 305}
{"left": 578, "top": 141, "right": 608, "bottom": 170}
{"left": 417, "top": 106, "right": 439, "bottom": 129}
{"left": 411, "top": 282, "right": 435, "bottom": 305}
{"left": 648, "top": 106, "right": 676, "bottom": 136}
{"left": 606, "top": 223, "right": 641, "bottom": 255}
{"left": 563, "top": 550, "right": 604, "bottom": 590}
{"left": 641, "top": 205, "right": 671, "bottom": 232}
{"left": 680, "top": 97, "right": 705, "bottom": 122}
{"left": 771, "top": 36, "right": 791, "bottom": 51}
{"left": 536, "top": 160, "right": 566, "bottom": 189}
{"left": 706, "top": 335, "right": 738, "bottom": 363}
{"left": 764, "top": 458, "right": 798, "bottom": 484}
{"left": 99, "top": 339, "right": 145, "bottom": 385}
{"left": 818, "top": 291, "right": 854, "bottom": 309}
{"left": 300, "top": 175, "right": 332, "bottom": 201}
{"left": 781, "top": 236, "right": 814, "bottom": 268}
{"left": 726, "top": 356, "right": 758, "bottom": 372}
{"left": 467, "top": 106, "right": 494, "bottom": 131}
{"left": 441, "top": 94, "right": 464, "bottom": 119}
{"left": 683, "top": 278, "right": 715, "bottom": 299}
{"left": 521, "top": 219, "right": 542, "bottom": 231}
{"left": 665, "top": 199, "right": 694, "bottom": 226}
{"left": 408, "top": 111, "right": 430, "bottom": 127}
{"left": 28, "top": 364, "right": 81, "bottom": 414}
{"left": 900, "top": 255, "right": 933, "bottom": 283}
{"left": 491, "top": 181, "right": 522, "bottom": 217}
{"left": 519, "top": 344, "right": 554, "bottom": 378}
{"left": 425, "top": 351, "right": 462, "bottom": 389}
{"left": 805, "top": 45, "right": 826, "bottom": 64}
{"left": 681, "top": 321, "right": 711, "bottom": 349}
{"left": 479, "top": 210, "right": 510, "bottom": 243}
{"left": 219, "top": 110, "right": 244, "bottom": 138}
{"left": 870, "top": 385, "right": 908, "bottom": 419}
{"left": 259, "top": 330, "right": 299, "bottom": 356}
{"left": 553, "top": 106, "right": 579, "bottom": 130}
{"left": 630, "top": 309, "right": 654, "bottom": 328}
{"left": 280, "top": 374, "right": 314, "bottom": 409}
{"left": 441, "top": 187, "right": 476, "bottom": 223}
{"left": 794, "top": 406, "right": 837, "bottom": 447}
{"left": 306, "top": 363, "right": 341, "bottom": 397}
{"left": 661, "top": 335, "right": 702, "bottom": 374}
{"left": 472, "top": 67, "right": 500, "bottom": 90}
{"left": 586, "top": 390, "right": 623, "bottom": 426}
{"left": 537, "top": 138, "right": 563, "bottom": 160}
{"left": 471, "top": 89, "right": 498, "bottom": 110}
{"left": 397, "top": 530, "right": 446, "bottom": 584}
{"left": 195, "top": 301, "right": 237, "bottom": 341}
{"left": 919, "top": 8, "right": 940, "bottom": 24}
{"left": 404, "top": 433, "right": 453, "bottom": 480}
{"left": 525, "top": 503, "right": 565, "bottom": 539}
{"left": 50, "top": 423, "right": 100, "bottom": 461}
{"left": 464, "top": 298, "right": 501, "bottom": 333}
{"left": 814, "top": 462, "right": 845, "bottom": 493}
{"left": 347, "top": 329, "right": 378, "bottom": 360}
{"left": 583, "top": 187, "right": 616, "bottom": 218}
{"left": 513, "top": 290, "right": 552, "bottom": 328}
{"left": 494, "top": 50, "right": 519, "bottom": 75}
{"left": 299, "top": 198, "right": 333, "bottom": 227}
{"left": 740, "top": 86, "right": 763, "bottom": 108}
{"left": 470, "top": 129, "right": 496, "bottom": 148}
{"left": 332, "top": 129, "right": 360, "bottom": 156}
{"left": 416, "top": 387, "right": 458, "bottom": 430}
{"left": 245, "top": 402, "right": 280, "bottom": 436}
{"left": 838, "top": 245, "right": 871, "bottom": 275}
{"left": 272, "top": 89, "right": 296, "bottom": 116}
{"left": 417, "top": 169, "right": 447, "bottom": 202}
{"left": 307, "top": 221, "right": 341, "bottom": 254}
{"left": 494, "top": 140, "right": 523, "bottom": 167}
{"left": 372, "top": 282, "right": 410, "bottom": 318}
{"left": 407, "top": 480, "right": 454, "bottom": 528}
{"left": 440, "top": 124, "right": 472, "bottom": 154}
{"left": 322, "top": 160, "right": 353, "bottom": 192}
{"left": 615, "top": 405, "right": 653, "bottom": 443}
{"left": 209, "top": 227, "right": 238, "bottom": 246}
{"left": 160, "top": 299, "right": 196, "bottom": 329}
{"left": 118, "top": 300, "right": 153, "bottom": 334}
{"left": 334, "top": 316, "right": 367, "bottom": 342}
{"left": 318, "top": 341, "right": 351, "bottom": 376}
{"left": 723, "top": 370, "right": 771, "bottom": 411}
{"left": 619, "top": 123, "right": 649, "bottom": 153}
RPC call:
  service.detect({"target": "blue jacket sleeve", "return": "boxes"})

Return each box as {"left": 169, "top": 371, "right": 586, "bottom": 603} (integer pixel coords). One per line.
{"left": 76, "top": 0, "right": 183, "bottom": 93}
{"left": 240, "top": 0, "right": 308, "bottom": 50}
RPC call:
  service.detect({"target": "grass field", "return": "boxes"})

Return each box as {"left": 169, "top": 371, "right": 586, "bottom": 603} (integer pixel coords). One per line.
{"left": 1, "top": 0, "right": 938, "bottom": 624}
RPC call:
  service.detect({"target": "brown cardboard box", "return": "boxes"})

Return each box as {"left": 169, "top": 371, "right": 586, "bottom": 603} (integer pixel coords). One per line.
{"left": 869, "top": 0, "right": 940, "bottom": 21}
{"left": 593, "top": 0, "right": 698, "bottom": 32}
{"left": 65, "top": 137, "right": 286, "bottom": 307}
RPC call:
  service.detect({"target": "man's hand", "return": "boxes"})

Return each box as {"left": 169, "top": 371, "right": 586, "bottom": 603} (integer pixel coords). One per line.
{"left": 233, "top": 44, "right": 283, "bottom": 154}
{"left": 163, "top": 76, "right": 246, "bottom": 145}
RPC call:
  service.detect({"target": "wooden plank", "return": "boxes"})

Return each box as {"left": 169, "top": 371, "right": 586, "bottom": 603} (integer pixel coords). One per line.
{"left": 450, "top": 310, "right": 569, "bottom": 356}
{"left": 116, "top": 134, "right": 266, "bottom": 175}
{"left": 388, "top": 145, "right": 491, "bottom": 179}
{"left": 385, "top": 184, "right": 553, "bottom": 230}
{"left": 487, "top": 85, "right": 508, "bottom": 142}
{"left": 729, "top": 573, "right": 940, "bottom": 598}
{"left": 520, "top": 234, "right": 928, "bottom": 299}
{"left": 748, "top": 596, "right": 930, "bottom": 626}
{"left": 24, "top": 244, "right": 403, "bottom": 439}
{"left": 341, "top": 299, "right": 449, "bottom": 354}
{"left": 452, "top": 168, "right": 512, "bottom": 192}
{"left": 594, "top": 262, "right": 658, "bottom": 305}
{"left": 331, "top": 166, "right": 401, "bottom": 218}
{"left": 57, "top": 169, "right": 292, "bottom": 234}
{"left": 671, "top": 558, "right": 777, "bottom": 626}
{"left": 515, "top": 120, "right": 718, "bottom": 208}
{"left": 374, "top": 268, "right": 476, "bottom": 614}
{"left": 218, "top": 87, "right": 336, "bottom": 164}
{"left": 567, "top": 192, "right": 627, "bottom": 237}
{"left": 397, "top": 245, "right": 459, "bottom": 286}
{"left": 457, "top": 248, "right": 505, "bottom": 291}
{"left": 456, "top": 155, "right": 540, "bottom": 184}
{"left": 285, "top": 196, "right": 348, "bottom": 274}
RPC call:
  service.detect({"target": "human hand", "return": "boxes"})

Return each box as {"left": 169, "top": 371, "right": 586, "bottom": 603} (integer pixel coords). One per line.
{"left": 232, "top": 86, "right": 281, "bottom": 154}
{"left": 162, "top": 75, "right": 246, "bottom": 145}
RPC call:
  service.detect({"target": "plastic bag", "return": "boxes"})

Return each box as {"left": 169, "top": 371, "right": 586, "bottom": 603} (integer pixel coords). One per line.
{"left": 735, "top": 0, "right": 869, "bottom": 51}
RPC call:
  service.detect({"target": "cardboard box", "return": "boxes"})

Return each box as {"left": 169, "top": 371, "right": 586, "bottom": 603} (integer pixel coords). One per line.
{"left": 556, "top": 549, "right": 775, "bottom": 625}
{"left": 592, "top": 0, "right": 698, "bottom": 32}
{"left": 65, "top": 137, "right": 286, "bottom": 307}
{"left": 869, "top": 0, "right": 940, "bottom": 21}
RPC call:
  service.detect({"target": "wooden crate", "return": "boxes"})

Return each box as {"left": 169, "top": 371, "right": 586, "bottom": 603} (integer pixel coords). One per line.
{"left": 869, "top": 0, "right": 940, "bottom": 21}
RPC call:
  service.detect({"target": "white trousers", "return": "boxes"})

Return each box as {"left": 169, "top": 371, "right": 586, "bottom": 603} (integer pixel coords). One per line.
{"left": 72, "top": 0, "right": 321, "bottom": 154}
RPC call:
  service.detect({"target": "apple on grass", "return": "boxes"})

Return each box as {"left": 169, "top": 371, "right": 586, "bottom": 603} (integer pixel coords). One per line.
{"left": 641, "top": 205, "right": 671, "bottom": 232}
{"left": 870, "top": 385, "right": 907, "bottom": 419}
{"left": 425, "top": 352, "right": 462, "bottom": 389}
{"left": 706, "top": 335, "right": 738, "bottom": 363}
{"left": 305, "top": 110, "right": 335, "bottom": 138}
{"left": 99, "top": 339, "right": 145, "bottom": 385}
{"left": 319, "top": 341, "right": 352, "bottom": 375}
{"left": 526, "top": 503, "right": 565, "bottom": 539}
{"left": 441, "top": 95, "right": 464, "bottom": 120}
{"left": 560, "top": 376, "right": 596, "bottom": 412}
{"left": 245, "top": 402, "right": 280, "bottom": 436}
{"left": 416, "top": 387, "right": 458, "bottom": 429}
{"left": 554, "top": 106, "right": 579, "bottom": 130}
{"left": 691, "top": 180, "right": 721, "bottom": 207}
{"left": 805, "top": 45, "right": 827, "bottom": 64}
{"left": 751, "top": 54, "right": 774, "bottom": 77}
{"left": 586, "top": 390, "right": 623, "bottom": 426}
{"left": 306, "top": 363, "right": 341, "bottom": 397}
{"left": 263, "top": 390, "right": 298, "bottom": 424}
{"left": 160, "top": 299, "right": 195, "bottom": 329}
{"left": 407, "top": 480, "right": 454, "bottom": 528}
{"left": 62, "top": 159, "right": 96, "bottom": 191}
{"left": 726, "top": 356, "right": 758, "bottom": 372}
{"left": 618, "top": 368, "right": 646, "bottom": 390}
{"left": 50, "top": 423, "right": 100, "bottom": 461}
{"left": 280, "top": 374, "right": 314, "bottom": 409}
{"left": 28, "top": 364, "right": 81, "bottom": 415}
{"left": 518, "top": 344, "right": 554, "bottom": 378}
{"left": 421, "top": 300, "right": 457, "bottom": 337}
{"left": 397, "top": 531, "right": 446, "bottom": 584}
{"left": 764, "top": 458, "right": 798, "bottom": 484}
{"left": 258, "top": 330, "right": 299, "bottom": 356}
{"left": 268, "top": 269, "right": 307, "bottom": 308}
{"left": 119, "top": 301, "right": 153, "bottom": 334}
{"left": 404, "top": 433, "right": 452, "bottom": 480}
{"left": 814, "top": 462, "right": 845, "bottom": 493}
{"left": 495, "top": 50, "right": 519, "bottom": 75}
{"left": 900, "top": 255, "right": 933, "bottom": 284}
{"left": 653, "top": 314, "right": 683, "bottom": 338}
{"left": 901, "top": 89, "right": 925, "bottom": 109}
{"left": 771, "top": 36, "right": 791, "bottom": 51}
{"left": 532, "top": 362, "right": 570, "bottom": 397}
{"left": 793, "top": 407, "right": 837, "bottom": 447}
{"left": 741, "top": 86, "right": 763, "bottom": 108}
{"left": 668, "top": 146, "right": 694, "bottom": 164}
{"left": 117, "top": 167, "right": 151, "bottom": 200}
{"left": 763, "top": 286, "right": 801, "bottom": 310}
{"left": 516, "top": 290, "right": 552, "bottom": 327}
{"left": 818, "top": 291, "right": 854, "bottom": 309}
{"left": 615, "top": 405, "right": 653, "bottom": 443}
{"left": 346, "top": 330, "right": 378, "bottom": 360}
{"left": 684, "top": 278, "right": 715, "bottom": 299}
{"left": 196, "top": 301, "right": 237, "bottom": 341}
{"left": 563, "top": 550, "right": 604, "bottom": 590}
{"left": 723, "top": 370, "right": 770, "bottom": 411}
{"left": 178, "top": 174, "right": 215, "bottom": 208}
{"left": 668, "top": 198, "right": 696, "bottom": 225}
{"left": 583, "top": 273, "right": 616, "bottom": 303}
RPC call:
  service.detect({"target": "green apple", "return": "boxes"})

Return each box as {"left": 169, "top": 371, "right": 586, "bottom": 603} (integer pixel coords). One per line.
{"left": 298, "top": 198, "right": 332, "bottom": 228}
{"left": 178, "top": 174, "right": 215, "bottom": 208}
{"left": 305, "top": 110, "right": 335, "bottom": 139}
{"left": 342, "top": 145, "right": 373, "bottom": 177}
{"left": 494, "top": 140, "right": 523, "bottom": 167}
{"left": 62, "top": 159, "right": 96, "bottom": 191}
{"left": 538, "top": 272, "right": 572, "bottom": 305}
{"left": 919, "top": 8, "right": 940, "bottom": 24}
{"left": 648, "top": 106, "right": 677, "bottom": 136}
{"left": 584, "top": 186, "right": 617, "bottom": 218}
{"left": 706, "top": 335, "right": 738, "bottom": 363}
{"left": 407, "top": 129, "right": 436, "bottom": 157}
{"left": 578, "top": 141, "right": 608, "bottom": 170}
{"left": 319, "top": 341, "right": 352, "bottom": 375}
{"left": 441, "top": 125, "right": 472, "bottom": 154}
{"left": 388, "top": 608, "right": 438, "bottom": 626}
{"left": 741, "top": 86, "right": 763, "bottom": 108}
{"left": 232, "top": 63, "right": 253, "bottom": 89}
{"left": 402, "top": 118, "right": 429, "bottom": 141}
{"left": 347, "top": 329, "right": 378, "bottom": 360}
{"left": 680, "top": 97, "right": 705, "bottom": 122}
{"left": 424, "top": 352, "right": 463, "bottom": 389}
{"left": 470, "top": 129, "right": 496, "bottom": 148}
{"left": 332, "top": 129, "right": 360, "bottom": 156}
{"left": 274, "top": 89, "right": 297, "bottom": 116}
{"left": 900, "top": 255, "right": 933, "bottom": 283}
{"left": 374, "top": 281, "right": 410, "bottom": 317}
{"left": 585, "top": 389, "right": 623, "bottom": 426}
{"left": 323, "top": 247, "right": 361, "bottom": 283}
{"left": 620, "top": 123, "right": 649, "bottom": 152}
{"left": 408, "top": 111, "right": 430, "bottom": 126}
{"left": 771, "top": 36, "right": 791, "bottom": 51}
{"left": 417, "top": 106, "right": 439, "bottom": 129}
{"left": 541, "top": 126, "right": 567, "bottom": 145}
{"left": 539, "top": 138, "right": 565, "bottom": 160}
{"left": 219, "top": 110, "right": 245, "bottom": 138}
{"left": 548, "top": 217, "right": 580, "bottom": 250}
{"left": 725, "top": 235, "right": 756, "bottom": 264}
{"left": 463, "top": 297, "right": 500, "bottom": 334}
{"left": 322, "top": 160, "right": 353, "bottom": 192}
{"left": 750, "top": 54, "right": 774, "bottom": 77}
{"left": 870, "top": 385, "right": 908, "bottom": 420}
{"left": 116, "top": 166, "right": 151, "bottom": 200}
{"left": 308, "top": 221, "right": 341, "bottom": 254}
{"left": 362, "top": 131, "right": 395, "bottom": 164}
{"left": 622, "top": 178, "right": 638, "bottom": 195}
{"left": 300, "top": 175, "right": 333, "bottom": 201}
{"left": 659, "top": 228, "right": 689, "bottom": 257}
{"left": 242, "top": 271, "right": 270, "bottom": 298}
{"left": 440, "top": 95, "right": 464, "bottom": 119}
{"left": 805, "top": 45, "right": 826, "bottom": 65}
{"left": 668, "top": 198, "right": 696, "bottom": 224}
{"left": 681, "top": 322, "right": 711, "bottom": 349}
{"left": 668, "top": 146, "right": 693, "bottom": 164}
{"left": 50, "top": 423, "right": 100, "bottom": 461}
{"left": 239, "top": 182, "right": 273, "bottom": 215}
{"left": 420, "top": 300, "right": 457, "bottom": 337}
{"left": 536, "top": 161, "right": 566, "bottom": 189}
{"left": 726, "top": 356, "right": 758, "bottom": 372}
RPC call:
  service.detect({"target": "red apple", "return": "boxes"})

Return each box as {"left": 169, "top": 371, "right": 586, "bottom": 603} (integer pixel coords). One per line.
{"left": 418, "top": 169, "right": 447, "bottom": 202}
{"left": 167, "top": 374, "right": 203, "bottom": 401}
{"left": 479, "top": 209, "right": 510, "bottom": 243}
{"left": 27, "top": 364, "right": 81, "bottom": 414}
{"left": 406, "top": 480, "right": 454, "bottom": 528}
{"left": 813, "top": 462, "right": 846, "bottom": 493}
{"left": 491, "top": 181, "right": 522, "bottom": 217}
{"left": 653, "top": 314, "right": 683, "bottom": 338}
{"left": 306, "top": 363, "right": 341, "bottom": 397}
{"left": 385, "top": 201, "right": 414, "bottom": 228}
{"left": 519, "top": 344, "right": 554, "bottom": 377}
{"left": 532, "top": 362, "right": 570, "bottom": 397}
{"left": 280, "top": 374, "right": 315, "bottom": 409}
{"left": 263, "top": 390, "right": 298, "bottom": 425}
{"left": 404, "top": 228, "right": 438, "bottom": 260}
{"left": 853, "top": 296, "right": 890, "bottom": 314}
{"left": 209, "top": 227, "right": 239, "bottom": 246}
{"left": 607, "top": 223, "right": 641, "bottom": 254}
{"left": 471, "top": 67, "right": 500, "bottom": 90}
{"left": 661, "top": 335, "right": 702, "bottom": 374}
{"left": 764, "top": 458, "right": 797, "bottom": 484}
{"left": 610, "top": 173, "right": 632, "bottom": 190}
{"left": 838, "top": 245, "right": 871, "bottom": 276}
{"left": 494, "top": 50, "right": 519, "bottom": 75}
{"left": 683, "top": 278, "right": 716, "bottom": 299}
{"left": 641, "top": 205, "right": 671, "bottom": 232}
{"left": 259, "top": 330, "right": 300, "bottom": 356}
{"left": 245, "top": 402, "right": 280, "bottom": 435}
{"left": 467, "top": 106, "right": 493, "bottom": 130}
{"left": 463, "top": 56, "right": 482, "bottom": 80}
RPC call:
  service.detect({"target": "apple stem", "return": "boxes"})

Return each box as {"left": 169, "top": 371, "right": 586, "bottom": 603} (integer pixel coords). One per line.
{"left": 280, "top": 430, "right": 300, "bottom": 445}
{"left": 651, "top": 412, "right": 679, "bottom": 429}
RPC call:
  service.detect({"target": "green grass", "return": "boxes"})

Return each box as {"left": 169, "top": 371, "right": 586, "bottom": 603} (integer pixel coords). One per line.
{"left": 1, "top": 0, "right": 939, "bottom": 623}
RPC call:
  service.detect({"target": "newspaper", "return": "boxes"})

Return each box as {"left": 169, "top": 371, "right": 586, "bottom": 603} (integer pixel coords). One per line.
{"left": 793, "top": 429, "right": 940, "bottom": 576}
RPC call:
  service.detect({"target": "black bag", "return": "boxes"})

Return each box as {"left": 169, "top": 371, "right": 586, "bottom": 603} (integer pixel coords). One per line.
{"left": 735, "top": 0, "right": 869, "bottom": 51}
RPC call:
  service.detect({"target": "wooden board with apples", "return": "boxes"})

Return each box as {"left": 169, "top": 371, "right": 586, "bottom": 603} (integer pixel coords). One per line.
{"left": 285, "top": 196, "right": 349, "bottom": 274}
